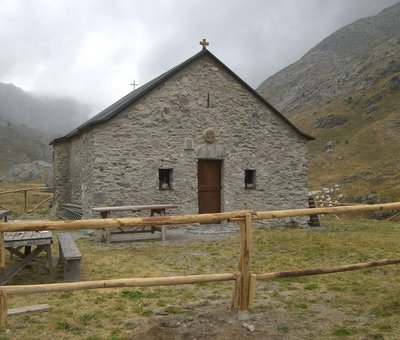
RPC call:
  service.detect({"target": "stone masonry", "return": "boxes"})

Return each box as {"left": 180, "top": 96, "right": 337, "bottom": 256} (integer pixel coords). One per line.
{"left": 52, "top": 50, "right": 312, "bottom": 227}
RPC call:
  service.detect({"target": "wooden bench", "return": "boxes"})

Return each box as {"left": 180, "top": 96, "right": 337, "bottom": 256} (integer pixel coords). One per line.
{"left": 93, "top": 204, "right": 179, "bottom": 244}
{"left": 57, "top": 233, "right": 81, "bottom": 282}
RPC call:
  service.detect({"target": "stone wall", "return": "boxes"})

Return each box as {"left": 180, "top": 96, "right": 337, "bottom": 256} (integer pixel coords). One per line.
{"left": 57, "top": 53, "right": 310, "bottom": 225}
{"left": 53, "top": 132, "right": 96, "bottom": 216}
{"left": 68, "top": 132, "right": 95, "bottom": 214}
{"left": 52, "top": 141, "right": 70, "bottom": 214}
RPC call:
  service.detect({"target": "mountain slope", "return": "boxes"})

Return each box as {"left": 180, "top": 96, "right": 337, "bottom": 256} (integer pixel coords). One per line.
{"left": 258, "top": 2, "right": 400, "bottom": 112}
{"left": 0, "top": 120, "right": 51, "bottom": 176}
{"left": 257, "top": 2, "right": 400, "bottom": 200}
{"left": 0, "top": 82, "right": 90, "bottom": 178}
{"left": 0, "top": 82, "right": 90, "bottom": 137}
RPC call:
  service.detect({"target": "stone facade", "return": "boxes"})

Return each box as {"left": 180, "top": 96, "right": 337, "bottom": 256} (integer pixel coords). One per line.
{"left": 52, "top": 50, "right": 312, "bottom": 226}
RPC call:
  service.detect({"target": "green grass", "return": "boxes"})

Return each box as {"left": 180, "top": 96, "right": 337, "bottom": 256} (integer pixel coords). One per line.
{"left": 0, "top": 217, "right": 399, "bottom": 338}
{"left": 121, "top": 290, "right": 142, "bottom": 299}
{"left": 332, "top": 326, "right": 354, "bottom": 336}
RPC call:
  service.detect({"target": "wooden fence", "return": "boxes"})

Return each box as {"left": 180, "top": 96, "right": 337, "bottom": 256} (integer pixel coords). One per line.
{"left": 0, "top": 187, "right": 53, "bottom": 213}
{"left": 0, "top": 202, "right": 400, "bottom": 327}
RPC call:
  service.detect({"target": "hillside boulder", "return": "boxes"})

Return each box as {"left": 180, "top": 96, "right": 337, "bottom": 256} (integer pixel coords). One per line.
{"left": 389, "top": 75, "right": 400, "bottom": 91}
{"left": 8, "top": 161, "right": 53, "bottom": 185}
{"left": 315, "top": 115, "right": 348, "bottom": 129}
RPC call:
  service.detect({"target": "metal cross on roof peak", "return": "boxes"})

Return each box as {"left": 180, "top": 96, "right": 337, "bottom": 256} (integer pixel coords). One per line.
{"left": 130, "top": 80, "right": 139, "bottom": 91}
{"left": 199, "top": 38, "right": 209, "bottom": 50}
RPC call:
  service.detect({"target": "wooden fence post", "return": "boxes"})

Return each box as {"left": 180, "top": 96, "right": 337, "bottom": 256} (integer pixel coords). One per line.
{"left": 24, "top": 190, "right": 27, "bottom": 213}
{"left": 0, "top": 290, "right": 7, "bottom": 328}
{"left": 0, "top": 213, "right": 6, "bottom": 288}
{"left": 235, "top": 213, "right": 253, "bottom": 320}
{"left": 0, "top": 231, "right": 5, "bottom": 268}
{"left": 28, "top": 195, "right": 54, "bottom": 214}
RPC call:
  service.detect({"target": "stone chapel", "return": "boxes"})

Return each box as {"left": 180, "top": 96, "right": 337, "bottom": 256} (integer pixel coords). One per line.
{"left": 51, "top": 41, "right": 314, "bottom": 225}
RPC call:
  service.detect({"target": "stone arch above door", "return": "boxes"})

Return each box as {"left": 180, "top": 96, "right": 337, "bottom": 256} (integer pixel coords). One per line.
{"left": 195, "top": 143, "right": 227, "bottom": 160}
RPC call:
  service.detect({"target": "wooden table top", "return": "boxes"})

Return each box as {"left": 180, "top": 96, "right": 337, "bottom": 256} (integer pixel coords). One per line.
{"left": 0, "top": 210, "right": 10, "bottom": 218}
{"left": 4, "top": 231, "right": 52, "bottom": 248}
{"left": 93, "top": 204, "right": 179, "bottom": 213}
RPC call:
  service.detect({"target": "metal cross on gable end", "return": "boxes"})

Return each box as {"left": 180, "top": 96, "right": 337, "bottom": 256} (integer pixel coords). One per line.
{"left": 130, "top": 80, "right": 139, "bottom": 90}
{"left": 200, "top": 38, "right": 209, "bottom": 49}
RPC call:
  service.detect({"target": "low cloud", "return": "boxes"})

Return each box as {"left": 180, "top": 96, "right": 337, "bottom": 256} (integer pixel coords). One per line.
{"left": 0, "top": 0, "right": 398, "bottom": 114}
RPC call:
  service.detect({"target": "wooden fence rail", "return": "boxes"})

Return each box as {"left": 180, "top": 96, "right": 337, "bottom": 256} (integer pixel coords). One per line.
{"left": 255, "top": 258, "right": 400, "bottom": 281}
{"left": 0, "top": 187, "right": 52, "bottom": 196}
{"left": 0, "top": 187, "right": 53, "bottom": 213}
{"left": 0, "top": 210, "right": 255, "bottom": 232}
{"left": 252, "top": 202, "right": 400, "bottom": 220}
{"left": 1, "top": 273, "right": 238, "bottom": 295}
{"left": 0, "top": 202, "right": 400, "bottom": 328}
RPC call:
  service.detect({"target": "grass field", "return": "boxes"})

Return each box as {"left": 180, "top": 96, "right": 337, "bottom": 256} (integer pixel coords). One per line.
{"left": 0, "top": 216, "right": 399, "bottom": 339}
{"left": 0, "top": 182, "right": 52, "bottom": 215}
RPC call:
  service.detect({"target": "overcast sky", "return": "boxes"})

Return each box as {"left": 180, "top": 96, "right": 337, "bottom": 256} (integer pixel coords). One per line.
{"left": 1, "top": 0, "right": 399, "bottom": 115}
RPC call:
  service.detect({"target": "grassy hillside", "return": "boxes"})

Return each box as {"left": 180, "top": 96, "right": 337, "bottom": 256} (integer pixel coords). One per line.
{"left": 290, "top": 76, "right": 400, "bottom": 200}
{"left": 257, "top": 3, "right": 400, "bottom": 201}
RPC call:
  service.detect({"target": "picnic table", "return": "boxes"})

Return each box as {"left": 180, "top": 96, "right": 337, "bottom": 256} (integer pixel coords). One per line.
{"left": 93, "top": 204, "right": 179, "bottom": 244}
{"left": 0, "top": 231, "right": 53, "bottom": 285}
{"left": 0, "top": 210, "right": 10, "bottom": 222}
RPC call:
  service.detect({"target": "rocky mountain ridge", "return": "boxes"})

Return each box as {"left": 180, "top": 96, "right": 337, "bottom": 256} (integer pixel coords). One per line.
{"left": 257, "top": 2, "right": 400, "bottom": 200}
{"left": 258, "top": 2, "right": 400, "bottom": 113}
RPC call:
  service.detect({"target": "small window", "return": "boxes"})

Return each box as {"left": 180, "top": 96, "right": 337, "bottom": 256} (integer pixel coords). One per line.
{"left": 159, "top": 169, "right": 173, "bottom": 190}
{"left": 244, "top": 170, "right": 256, "bottom": 189}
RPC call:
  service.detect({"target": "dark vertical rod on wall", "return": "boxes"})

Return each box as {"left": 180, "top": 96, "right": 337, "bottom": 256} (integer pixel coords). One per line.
{"left": 24, "top": 190, "right": 27, "bottom": 213}
{"left": 0, "top": 232, "right": 4, "bottom": 267}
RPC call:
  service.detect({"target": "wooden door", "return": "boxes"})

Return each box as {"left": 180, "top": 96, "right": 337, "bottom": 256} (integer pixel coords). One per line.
{"left": 198, "top": 160, "right": 222, "bottom": 214}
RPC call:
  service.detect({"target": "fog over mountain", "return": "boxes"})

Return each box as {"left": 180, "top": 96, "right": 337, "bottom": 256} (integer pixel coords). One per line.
{"left": 0, "top": 82, "right": 90, "bottom": 137}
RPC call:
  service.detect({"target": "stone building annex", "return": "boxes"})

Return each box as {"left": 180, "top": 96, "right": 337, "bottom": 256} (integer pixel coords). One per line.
{"left": 51, "top": 40, "right": 314, "bottom": 223}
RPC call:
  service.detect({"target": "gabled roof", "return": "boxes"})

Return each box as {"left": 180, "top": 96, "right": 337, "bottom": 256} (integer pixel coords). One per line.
{"left": 51, "top": 48, "right": 314, "bottom": 144}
